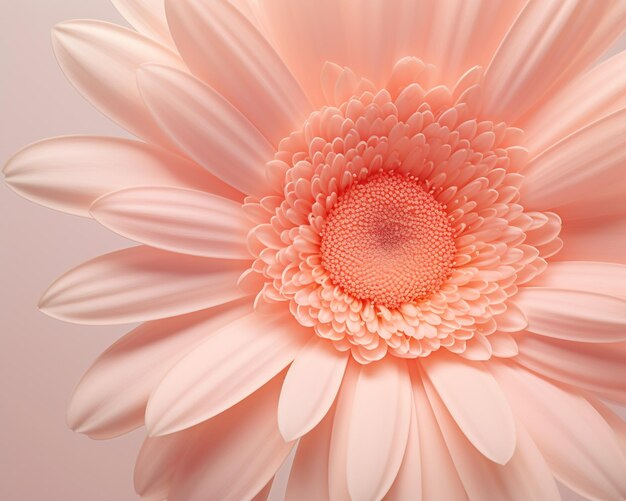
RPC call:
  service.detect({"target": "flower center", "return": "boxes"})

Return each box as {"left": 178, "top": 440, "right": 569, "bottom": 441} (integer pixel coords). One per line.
{"left": 320, "top": 172, "right": 456, "bottom": 308}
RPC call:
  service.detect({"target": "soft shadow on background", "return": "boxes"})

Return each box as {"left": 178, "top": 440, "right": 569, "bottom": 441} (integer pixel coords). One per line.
{"left": 1, "top": 1, "right": 624, "bottom": 500}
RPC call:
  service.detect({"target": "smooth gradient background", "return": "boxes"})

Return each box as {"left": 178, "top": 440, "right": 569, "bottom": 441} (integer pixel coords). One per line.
{"left": 1, "top": 1, "right": 624, "bottom": 499}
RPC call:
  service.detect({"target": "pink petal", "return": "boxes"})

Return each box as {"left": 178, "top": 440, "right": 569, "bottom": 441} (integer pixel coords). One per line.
{"left": 424, "top": 374, "right": 560, "bottom": 501}
{"left": 111, "top": 0, "right": 175, "bottom": 47}
{"left": 385, "top": 404, "right": 421, "bottom": 501}
{"left": 492, "top": 363, "right": 626, "bottom": 501}
{"left": 346, "top": 358, "right": 412, "bottom": 501}
{"left": 165, "top": 0, "right": 311, "bottom": 146}
{"left": 522, "top": 51, "right": 626, "bottom": 155}
{"left": 512, "top": 287, "right": 626, "bottom": 343}
{"left": 587, "top": 398, "right": 626, "bottom": 457}
{"left": 557, "top": 215, "right": 626, "bottom": 264}
{"left": 91, "top": 187, "right": 251, "bottom": 259}
{"left": 530, "top": 261, "right": 626, "bottom": 298}
{"left": 420, "top": 355, "right": 516, "bottom": 465}
{"left": 278, "top": 336, "right": 348, "bottom": 441}
{"left": 521, "top": 110, "right": 626, "bottom": 219}
{"left": 482, "top": 0, "right": 626, "bottom": 124}
{"left": 2, "top": 136, "right": 238, "bottom": 217}
{"left": 137, "top": 64, "right": 274, "bottom": 197}
{"left": 39, "top": 246, "right": 249, "bottom": 324}
{"left": 168, "top": 374, "right": 294, "bottom": 501}
{"left": 68, "top": 301, "right": 251, "bottom": 439}
{"left": 515, "top": 335, "right": 626, "bottom": 402}
{"left": 412, "top": 377, "right": 467, "bottom": 500}
{"left": 145, "top": 309, "right": 312, "bottom": 436}
{"left": 52, "top": 20, "right": 185, "bottom": 146}
{"left": 285, "top": 404, "right": 335, "bottom": 501}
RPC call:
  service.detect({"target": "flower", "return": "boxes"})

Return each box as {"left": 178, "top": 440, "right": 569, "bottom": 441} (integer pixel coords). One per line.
{"left": 4, "top": 0, "right": 626, "bottom": 500}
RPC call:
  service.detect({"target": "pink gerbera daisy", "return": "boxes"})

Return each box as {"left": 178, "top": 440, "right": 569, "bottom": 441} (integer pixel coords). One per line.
{"left": 4, "top": 0, "right": 626, "bottom": 500}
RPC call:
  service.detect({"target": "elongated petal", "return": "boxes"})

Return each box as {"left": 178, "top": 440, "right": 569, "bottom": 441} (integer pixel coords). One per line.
{"left": 137, "top": 64, "right": 274, "bottom": 196}
{"left": 2, "top": 136, "right": 237, "bottom": 217}
{"left": 52, "top": 20, "right": 185, "bottom": 145}
{"left": 68, "top": 301, "right": 250, "bottom": 438}
{"left": 515, "top": 336, "right": 626, "bottom": 400}
{"left": 530, "top": 261, "right": 626, "bottom": 298}
{"left": 385, "top": 404, "right": 421, "bottom": 501}
{"left": 285, "top": 405, "right": 335, "bottom": 501}
{"left": 423, "top": 373, "right": 560, "bottom": 501}
{"left": 557, "top": 215, "right": 626, "bottom": 265}
{"left": 165, "top": 0, "right": 311, "bottom": 146}
{"left": 347, "top": 358, "right": 412, "bottom": 501}
{"left": 146, "top": 309, "right": 311, "bottom": 436}
{"left": 168, "top": 374, "right": 294, "bottom": 501}
{"left": 420, "top": 355, "right": 516, "bottom": 465}
{"left": 111, "top": 0, "right": 175, "bottom": 47}
{"left": 521, "top": 110, "right": 626, "bottom": 219}
{"left": 482, "top": 0, "right": 626, "bottom": 124}
{"left": 523, "top": 51, "right": 626, "bottom": 154}
{"left": 512, "top": 287, "right": 626, "bottom": 343}
{"left": 492, "top": 363, "right": 626, "bottom": 501}
{"left": 412, "top": 376, "right": 467, "bottom": 501}
{"left": 588, "top": 398, "right": 626, "bottom": 457}
{"left": 91, "top": 187, "right": 250, "bottom": 258}
{"left": 278, "top": 337, "right": 348, "bottom": 441}
{"left": 39, "top": 246, "right": 248, "bottom": 324}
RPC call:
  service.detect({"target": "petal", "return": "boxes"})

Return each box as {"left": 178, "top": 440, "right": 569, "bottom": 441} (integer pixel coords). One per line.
{"left": 512, "top": 287, "right": 626, "bottom": 343}
{"left": 420, "top": 355, "right": 516, "bottom": 465}
{"left": 68, "top": 300, "right": 251, "bottom": 439}
{"left": 521, "top": 109, "right": 626, "bottom": 219}
{"left": 285, "top": 405, "right": 335, "bottom": 501}
{"left": 557, "top": 215, "right": 626, "bottom": 265}
{"left": 52, "top": 20, "right": 185, "bottom": 146}
{"left": 39, "top": 246, "right": 249, "bottom": 324}
{"left": 492, "top": 363, "right": 626, "bottom": 501}
{"left": 530, "top": 261, "right": 626, "bottom": 298}
{"left": 145, "top": 309, "right": 311, "bottom": 436}
{"left": 423, "top": 373, "right": 560, "bottom": 501}
{"left": 385, "top": 404, "right": 421, "bottom": 501}
{"left": 482, "top": 0, "right": 626, "bottom": 124}
{"left": 515, "top": 335, "right": 626, "bottom": 401}
{"left": 165, "top": 0, "right": 311, "bottom": 146}
{"left": 588, "top": 398, "right": 626, "bottom": 457}
{"left": 168, "top": 373, "right": 294, "bottom": 501}
{"left": 412, "top": 376, "right": 467, "bottom": 501}
{"left": 137, "top": 64, "right": 274, "bottom": 197}
{"left": 90, "top": 187, "right": 251, "bottom": 259}
{"left": 347, "top": 358, "right": 412, "bottom": 501}
{"left": 2, "top": 136, "right": 238, "bottom": 217}
{"left": 278, "top": 336, "right": 348, "bottom": 441}
{"left": 522, "top": 51, "right": 626, "bottom": 155}
{"left": 111, "top": 0, "right": 175, "bottom": 47}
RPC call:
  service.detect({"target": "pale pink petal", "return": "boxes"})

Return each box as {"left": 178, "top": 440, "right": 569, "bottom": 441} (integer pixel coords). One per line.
{"left": 515, "top": 335, "right": 626, "bottom": 402}
{"left": 530, "top": 261, "right": 626, "bottom": 298}
{"left": 521, "top": 110, "right": 626, "bottom": 219}
{"left": 424, "top": 372, "right": 560, "bottom": 501}
{"left": 165, "top": 0, "right": 311, "bottom": 146}
{"left": 346, "top": 358, "right": 412, "bottom": 501}
{"left": 111, "top": 0, "right": 175, "bottom": 47}
{"left": 285, "top": 405, "right": 335, "bottom": 501}
{"left": 522, "top": 51, "right": 626, "bottom": 155}
{"left": 39, "top": 246, "right": 249, "bottom": 324}
{"left": 492, "top": 363, "right": 626, "bottom": 501}
{"left": 412, "top": 377, "right": 467, "bottom": 501}
{"left": 137, "top": 64, "right": 274, "bottom": 197}
{"left": 278, "top": 336, "right": 348, "bottom": 441}
{"left": 482, "top": 0, "right": 626, "bottom": 124}
{"left": 557, "top": 215, "right": 626, "bottom": 265}
{"left": 385, "top": 404, "right": 421, "bottom": 501}
{"left": 67, "top": 301, "right": 250, "bottom": 439}
{"left": 2, "top": 136, "right": 238, "bottom": 217}
{"left": 251, "top": 479, "right": 274, "bottom": 501}
{"left": 145, "top": 309, "right": 312, "bottom": 436}
{"left": 420, "top": 355, "right": 516, "bottom": 465}
{"left": 91, "top": 187, "right": 251, "bottom": 259}
{"left": 587, "top": 398, "right": 626, "bottom": 457}
{"left": 512, "top": 287, "right": 626, "bottom": 343}
{"left": 168, "top": 374, "right": 294, "bottom": 501}
{"left": 52, "top": 20, "right": 185, "bottom": 146}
